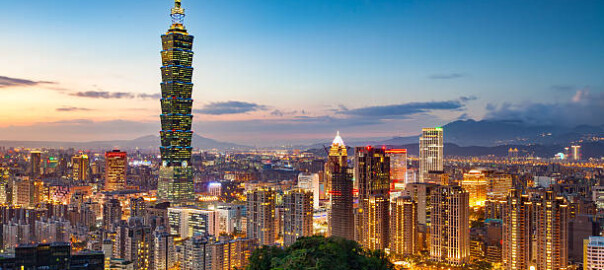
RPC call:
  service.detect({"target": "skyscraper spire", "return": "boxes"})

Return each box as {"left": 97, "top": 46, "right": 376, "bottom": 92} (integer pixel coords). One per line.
{"left": 171, "top": 0, "right": 185, "bottom": 24}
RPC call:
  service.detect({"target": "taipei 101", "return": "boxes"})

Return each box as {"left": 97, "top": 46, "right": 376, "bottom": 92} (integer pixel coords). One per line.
{"left": 0, "top": 1, "right": 603, "bottom": 269}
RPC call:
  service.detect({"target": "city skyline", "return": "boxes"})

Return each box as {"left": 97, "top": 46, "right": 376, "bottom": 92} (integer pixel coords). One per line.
{"left": 0, "top": 0, "right": 602, "bottom": 146}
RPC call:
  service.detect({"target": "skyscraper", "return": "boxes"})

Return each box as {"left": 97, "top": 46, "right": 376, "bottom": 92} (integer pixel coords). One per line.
{"left": 105, "top": 150, "right": 127, "bottom": 191}
{"left": 355, "top": 146, "right": 390, "bottom": 250}
{"left": 502, "top": 189, "right": 531, "bottom": 270}
{"left": 430, "top": 185, "right": 470, "bottom": 265}
{"left": 71, "top": 154, "right": 89, "bottom": 182}
{"left": 158, "top": 0, "right": 195, "bottom": 203}
{"left": 283, "top": 188, "right": 313, "bottom": 246}
{"left": 325, "top": 132, "right": 354, "bottom": 240}
{"left": 390, "top": 196, "right": 417, "bottom": 257}
{"left": 246, "top": 188, "right": 276, "bottom": 246}
{"left": 419, "top": 127, "right": 443, "bottom": 183}
{"left": 571, "top": 145, "right": 581, "bottom": 160}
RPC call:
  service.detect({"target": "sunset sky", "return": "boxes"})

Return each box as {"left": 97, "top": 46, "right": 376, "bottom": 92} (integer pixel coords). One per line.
{"left": 0, "top": 0, "right": 602, "bottom": 145}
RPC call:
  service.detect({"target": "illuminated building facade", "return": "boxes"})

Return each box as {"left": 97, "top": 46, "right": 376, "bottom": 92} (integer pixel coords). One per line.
{"left": 325, "top": 132, "right": 354, "bottom": 240}
{"left": 246, "top": 188, "right": 276, "bottom": 246}
{"left": 103, "top": 198, "right": 122, "bottom": 230}
{"left": 0, "top": 166, "right": 9, "bottom": 204}
{"left": 105, "top": 150, "right": 127, "bottom": 191}
{"left": 390, "top": 196, "right": 417, "bottom": 257}
{"left": 419, "top": 127, "right": 443, "bottom": 183}
{"left": 168, "top": 207, "right": 218, "bottom": 238}
{"left": 502, "top": 189, "right": 531, "bottom": 270}
{"left": 71, "top": 154, "right": 89, "bottom": 182}
{"left": 585, "top": 236, "right": 604, "bottom": 270}
{"left": 183, "top": 235, "right": 256, "bottom": 270}
{"left": 571, "top": 145, "right": 581, "bottom": 160}
{"left": 158, "top": 0, "right": 195, "bottom": 203}
{"left": 283, "top": 188, "right": 313, "bottom": 246}
{"left": 355, "top": 146, "right": 390, "bottom": 250}
{"left": 534, "top": 191, "right": 569, "bottom": 270}
{"left": 461, "top": 170, "right": 487, "bottom": 207}
{"left": 429, "top": 185, "right": 470, "bottom": 265}
{"left": 485, "top": 170, "right": 513, "bottom": 199}
{"left": 386, "top": 149, "right": 407, "bottom": 192}
{"left": 297, "top": 173, "right": 320, "bottom": 209}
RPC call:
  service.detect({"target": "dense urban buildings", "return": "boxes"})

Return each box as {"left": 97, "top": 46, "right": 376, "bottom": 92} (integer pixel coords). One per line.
{"left": 0, "top": 1, "right": 601, "bottom": 270}
{"left": 157, "top": 0, "right": 196, "bottom": 203}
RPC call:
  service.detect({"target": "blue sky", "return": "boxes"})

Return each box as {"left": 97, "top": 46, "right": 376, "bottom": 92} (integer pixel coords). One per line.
{"left": 0, "top": 0, "right": 602, "bottom": 145}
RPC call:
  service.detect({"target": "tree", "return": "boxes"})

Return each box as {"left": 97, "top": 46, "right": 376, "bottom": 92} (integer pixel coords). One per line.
{"left": 247, "top": 236, "right": 394, "bottom": 270}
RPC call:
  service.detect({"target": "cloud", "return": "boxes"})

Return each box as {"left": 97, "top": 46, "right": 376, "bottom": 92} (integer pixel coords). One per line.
{"left": 194, "top": 101, "right": 268, "bottom": 115}
{"left": 429, "top": 73, "right": 466, "bottom": 80}
{"left": 337, "top": 100, "right": 466, "bottom": 119}
{"left": 69, "top": 91, "right": 160, "bottom": 99}
{"left": 0, "top": 75, "right": 55, "bottom": 88}
{"left": 70, "top": 91, "right": 135, "bottom": 99}
{"left": 138, "top": 93, "right": 162, "bottom": 99}
{"left": 56, "top": 107, "right": 92, "bottom": 112}
{"left": 550, "top": 84, "right": 575, "bottom": 92}
{"left": 485, "top": 89, "right": 604, "bottom": 126}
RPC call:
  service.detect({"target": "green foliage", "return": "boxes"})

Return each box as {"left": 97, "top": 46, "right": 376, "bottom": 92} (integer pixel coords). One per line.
{"left": 246, "top": 236, "right": 395, "bottom": 270}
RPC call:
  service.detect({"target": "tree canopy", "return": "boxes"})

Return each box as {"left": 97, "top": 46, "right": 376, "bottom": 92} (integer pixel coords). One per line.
{"left": 246, "top": 236, "right": 395, "bottom": 270}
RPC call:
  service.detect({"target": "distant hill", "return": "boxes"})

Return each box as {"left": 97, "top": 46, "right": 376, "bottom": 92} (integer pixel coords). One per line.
{"left": 0, "top": 134, "right": 250, "bottom": 151}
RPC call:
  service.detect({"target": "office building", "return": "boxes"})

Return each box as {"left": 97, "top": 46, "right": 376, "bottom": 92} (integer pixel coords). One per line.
{"left": 419, "top": 127, "right": 443, "bottom": 183}
{"left": 390, "top": 196, "right": 417, "bottom": 257}
{"left": 429, "top": 185, "right": 469, "bottom": 265}
{"left": 105, "top": 150, "right": 127, "bottom": 191}
{"left": 283, "top": 189, "right": 313, "bottom": 246}
{"left": 158, "top": 0, "right": 196, "bottom": 203}
{"left": 246, "top": 188, "right": 276, "bottom": 246}
{"left": 167, "top": 207, "right": 218, "bottom": 238}
{"left": 355, "top": 146, "right": 390, "bottom": 250}
{"left": 325, "top": 132, "right": 354, "bottom": 240}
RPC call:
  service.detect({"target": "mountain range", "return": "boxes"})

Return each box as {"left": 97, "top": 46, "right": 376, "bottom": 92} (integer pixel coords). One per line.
{"left": 0, "top": 120, "right": 602, "bottom": 157}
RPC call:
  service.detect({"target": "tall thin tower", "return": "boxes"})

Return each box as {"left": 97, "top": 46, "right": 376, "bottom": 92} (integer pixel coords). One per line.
{"left": 419, "top": 127, "right": 443, "bottom": 182}
{"left": 326, "top": 132, "right": 354, "bottom": 240}
{"left": 158, "top": 0, "right": 195, "bottom": 202}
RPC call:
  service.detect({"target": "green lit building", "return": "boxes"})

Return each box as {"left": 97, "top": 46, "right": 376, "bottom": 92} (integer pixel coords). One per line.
{"left": 158, "top": 0, "right": 195, "bottom": 203}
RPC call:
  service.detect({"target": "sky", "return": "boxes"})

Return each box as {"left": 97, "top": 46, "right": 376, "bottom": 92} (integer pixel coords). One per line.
{"left": 0, "top": 0, "right": 602, "bottom": 146}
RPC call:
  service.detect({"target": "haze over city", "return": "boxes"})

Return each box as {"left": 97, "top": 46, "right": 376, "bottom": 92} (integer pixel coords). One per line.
{"left": 1, "top": 0, "right": 602, "bottom": 145}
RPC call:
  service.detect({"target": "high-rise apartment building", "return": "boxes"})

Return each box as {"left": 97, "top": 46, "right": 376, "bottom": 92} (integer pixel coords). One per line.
{"left": 158, "top": 0, "right": 195, "bottom": 203}
{"left": 246, "top": 188, "right": 276, "bottom": 246}
{"left": 325, "top": 132, "right": 354, "bottom": 240}
{"left": 419, "top": 127, "right": 443, "bottom": 183}
{"left": 297, "top": 173, "right": 320, "bottom": 209}
{"left": 430, "top": 185, "right": 470, "bottom": 265}
{"left": 182, "top": 235, "right": 256, "bottom": 270}
{"left": 502, "top": 189, "right": 531, "bottom": 270}
{"left": 103, "top": 198, "right": 122, "bottom": 231}
{"left": 386, "top": 149, "right": 407, "bottom": 192}
{"left": 461, "top": 170, "right": 487, "bottom": 207}
{"left": 534, "top": 191, "right": 569, "bottom": 270}
{"left": 390, "top": 196, "right": 417, "bottom": 257}
{"left": 585, "top": 236, "right": 604, "bottom": 270}
{"left": 283, "top": 189, "right": 313, "bottom": 246}
{"left": 355, "top": 146, "right": 390, "bottom": 250}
